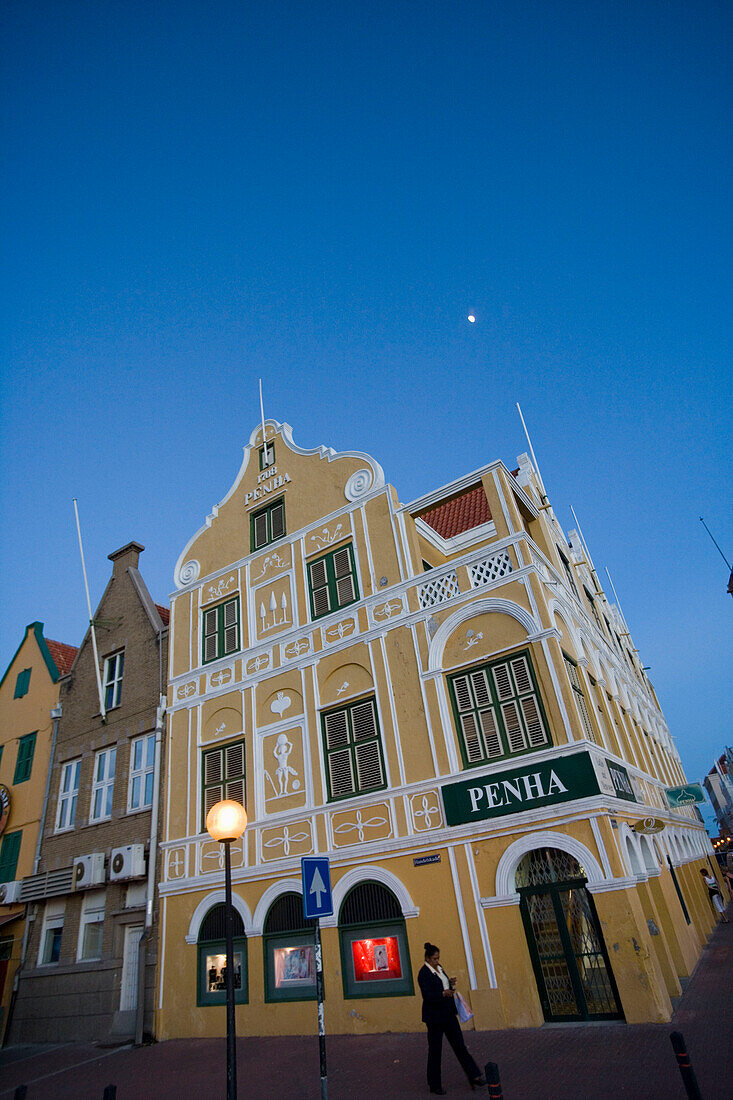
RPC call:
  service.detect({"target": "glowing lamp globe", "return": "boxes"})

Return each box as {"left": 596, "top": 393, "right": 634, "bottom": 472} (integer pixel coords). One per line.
{"left": 206, "top": 800, "right": 248, "bottom": 842}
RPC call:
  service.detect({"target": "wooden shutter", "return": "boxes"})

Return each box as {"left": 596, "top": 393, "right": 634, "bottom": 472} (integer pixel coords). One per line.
{"left": 520, "top": 696, "right": 547, "bottom": 747}
{"left": 253, "top": 511, "right": 269, "bottom": 549}
{"left": 501, "top": 700, "right": 528, "bottom": 752}
{"left": 223, "top": 600, "right": 238, "bottom": 655}
{"left": 333, "top": 546, "right": 355, "bottom": 607}
{"left": 350, "top": 700, "right": 376, "bottom": 741}
{"left": 309, "top": 558, "right": 331, "bottom": 617}
{"left": 355, "top": 740, "right": 384, "bottom": 790}
{"left": 479, "top": 709, "right": 503, "bottom": 757}
{"left": 460, "top": 713, "right": 486, "bottom": 762}
{"left": 0, "top": 832, "right": 22, "bottom": 883}
{"left": 328, "top": 749, "right": 355, "bottom": 797}
{"left": 204, "top": 748, "right": 224, "bottom": 815}
{"left": 204, "top": 608, "right": 219, "bottom": 662}
{"left": 564, "top": 657, "right": 595, "bottom": 741}
{"left": 324, "top": 709, "right": 349, "bottom": 749}
{"left": 491, "top": 661, "right": 513, "bottom": 701}
{"left": 270, "top": 500, "right": 285, "bottom": 540}
{"left": 225, "top": 742, "right": 245, "bottom": 804}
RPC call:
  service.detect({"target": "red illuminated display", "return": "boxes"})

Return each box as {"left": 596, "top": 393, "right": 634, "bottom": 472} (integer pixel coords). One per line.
{"left": 351, "top": 936, "right": 402, "bottom": 982}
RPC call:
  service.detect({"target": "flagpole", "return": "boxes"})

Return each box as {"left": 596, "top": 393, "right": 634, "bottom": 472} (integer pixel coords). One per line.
{"left": 73, "top": 499, "right": 107, "bottom": 721}
{"left": 259, "top": 379, "right": 269, "bottom": 464}
{"left": 516, "top": 403, "right": 550, "bottom": 509}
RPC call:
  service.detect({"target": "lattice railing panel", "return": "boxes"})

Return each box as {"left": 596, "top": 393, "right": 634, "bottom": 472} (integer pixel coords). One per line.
{"left": 418, "top": 572, "right": 460, "bottom": 608}
{"left": 470, "top": 551, "right": 513, "bottom": 588}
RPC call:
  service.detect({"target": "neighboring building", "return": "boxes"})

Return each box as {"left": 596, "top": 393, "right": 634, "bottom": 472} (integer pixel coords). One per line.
{"left": 9, "top": 544, "right": 168, "bottom": 1043}
{"left": 0, "top": 623, "right": 77, "bottom": 1042}
{"left": 156, "top": 420, "right": 716, "bottom": 1040}
{"left": 704, "top": 753, "right": 733, "bottom": 838}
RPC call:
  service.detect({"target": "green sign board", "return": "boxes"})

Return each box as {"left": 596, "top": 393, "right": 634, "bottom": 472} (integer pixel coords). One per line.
{"left": 606, "top": 760, "right": 637, "bottom": 803}
{"left": 665, "top": 783, "right": 705, "bottom": 809}
{"left": 441, "top": 750, "right": 601, "bottom": 827}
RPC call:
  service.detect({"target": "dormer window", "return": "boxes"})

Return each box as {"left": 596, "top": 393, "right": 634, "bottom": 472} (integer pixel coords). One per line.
{"left": 259, "top": 442, "right": 275, "bottom": 470}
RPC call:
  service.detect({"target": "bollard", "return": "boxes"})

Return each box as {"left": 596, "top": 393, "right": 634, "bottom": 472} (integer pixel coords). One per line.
{"left": 484, "top": 1061, "right": 503, "bottom": 1099}
{"left": 670, "top": 1031, "right": 702, "bottom": 1100}
{"left": 102, "top": 1086, "right": 117, "bottom": 1100}
{"left": 14, "top": 1087, "right": 27, "bottom": 1100}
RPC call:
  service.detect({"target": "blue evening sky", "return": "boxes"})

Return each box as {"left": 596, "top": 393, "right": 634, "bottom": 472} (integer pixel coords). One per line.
{"left": 1, "top": 2, "right": 730, "bottom": 826}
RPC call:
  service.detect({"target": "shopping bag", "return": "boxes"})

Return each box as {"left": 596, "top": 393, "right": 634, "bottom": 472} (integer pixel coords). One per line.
{"left": 454, "top": 990, "right": 473, "bottom": 1023}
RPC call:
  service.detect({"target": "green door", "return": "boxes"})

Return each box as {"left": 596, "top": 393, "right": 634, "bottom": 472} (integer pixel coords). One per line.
{"left": 517, "top": 847, "right": 622, "bottom": 1022}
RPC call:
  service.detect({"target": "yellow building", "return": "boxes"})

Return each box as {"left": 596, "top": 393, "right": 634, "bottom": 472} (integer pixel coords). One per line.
{"left": 0, "top": 622, "right": 76, "bottom": 1041}
{"left": 156, "top": 420, "right": 719, "bottom": 1039}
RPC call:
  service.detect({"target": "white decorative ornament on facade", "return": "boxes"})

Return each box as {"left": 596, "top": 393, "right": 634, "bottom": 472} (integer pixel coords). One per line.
{"left": 418, "top": 571, "right": 461, "bottom": 609}
{"left": 283, "top": 638, "right": 310, "bottom": 660}
{"left": 177, "top": 559, "right": 200, "bottom": 586}
{"left": 246, "top": 654, "right": 270, "bottom": 674}
{"left": 336, "top": 682, "right": 350, "bottom": 696}
{"left": 332, "top": 807, "right": 391, "bottom": 846}
{"left": 260, "top": 591, "right": 290, "bottom": 633}
{"left": 373, "top": 598, "right": 404, "bottom": 622}
{"left": 411, "top": 792, "right": 443, "bottom": 831}
{"left": 344, "top": 468, "right": 374, "bottom": 501}
{"left": 177, "top": 682, "right": 197, "bottom": 700}
{"left": 464, "top": 630, "right": 484, "bottom": 650}
{"left": 209, "top": 668, "right": 233, "bottom": 690}
{"left": 310, "top": 523, "right": 344, "bottom": 550}
{"left": 251, "top": 551, "right": 290, "bottom": 582}
{"left": 270, "top": 692, "right": 292, "bottom": 716}
{"left": 325, "top": 618, "right": 356, "bottom": 643}
{"left": 262, "top": 822, "right": 313, "bottom": 858}
{"left": 205, "top": 573, "right": 237, "bottom": 602}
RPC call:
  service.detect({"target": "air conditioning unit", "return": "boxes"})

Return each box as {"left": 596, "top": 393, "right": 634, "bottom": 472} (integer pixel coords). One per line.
{"left": 109, "top": 844, "right": 146, "bottom": 882}
{"left": 73, "top": 853, "right": 106, "bottom": 890}
{"left": 0, "top": 881, "right": 22, "bottom": 904}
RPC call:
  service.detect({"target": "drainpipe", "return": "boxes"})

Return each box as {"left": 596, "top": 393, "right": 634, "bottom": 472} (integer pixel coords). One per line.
{"left": 135, "top": 693, "right": 166, "bottom": 1046}
{"left": 2, "top": 703, "right": 63, "bottom": 1047}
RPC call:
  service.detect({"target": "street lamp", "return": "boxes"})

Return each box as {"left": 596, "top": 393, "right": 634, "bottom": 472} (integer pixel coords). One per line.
{"left": 207, "top": 799, "right": 248, "bottom": 1100}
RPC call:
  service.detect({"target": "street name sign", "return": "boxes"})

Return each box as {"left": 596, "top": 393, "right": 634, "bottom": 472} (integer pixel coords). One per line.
{"left": 301, "top": 856, "right": 333, "bottom": 920}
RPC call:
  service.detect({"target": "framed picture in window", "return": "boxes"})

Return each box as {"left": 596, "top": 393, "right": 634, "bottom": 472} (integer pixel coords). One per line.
{"left": 264, "top": 931, "right": 317, "bottom": 1002}
{"left": 339, "top": 922, "right": 413, "bottom": 998}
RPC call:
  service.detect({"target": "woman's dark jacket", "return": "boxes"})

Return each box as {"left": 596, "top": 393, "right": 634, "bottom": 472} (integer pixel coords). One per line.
{"left": 418, "top": 964, "right": 458, "bottom": 1026}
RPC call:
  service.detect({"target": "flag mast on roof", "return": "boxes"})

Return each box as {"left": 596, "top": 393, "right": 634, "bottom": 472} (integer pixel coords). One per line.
{"left": 259, "top": 379, "right": 273, "bottom": 466}
{"left": 516, "top": 403, "right": 551, "bottom": 510}
{"left": 73, "top": 498, "right": 107, "bottom": 722}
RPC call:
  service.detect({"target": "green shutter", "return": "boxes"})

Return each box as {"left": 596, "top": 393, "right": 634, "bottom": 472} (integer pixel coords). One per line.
{"left": 308, "top": 543, "right": 359, "bottom": 620}
{"left": 202, "top": 740, "right": 246, "bottom": 828}
{"left": 449, "top": 650, "right": 549, "bottom": 767}
{"left": 14, "top": 732, "right": 37, "bottom": 784}
{"left": 0, "top": 831, "right": 22, "bottom": 883}
{"left": 250, "top": 497, "right": 286, "bottom": 552}
{"left": 203, "top": 599, "right": 240, "bottom": 664}
{"left": 14, "top": 668, "right": 31, "bottom": 698}
{"left": 322, "top": 698, "right": 385, "bottom": 801}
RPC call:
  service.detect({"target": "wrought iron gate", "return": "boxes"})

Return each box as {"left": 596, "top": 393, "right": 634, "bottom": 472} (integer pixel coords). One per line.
{"left": 517, "top": 847, "right": 622, "bottom": 1022}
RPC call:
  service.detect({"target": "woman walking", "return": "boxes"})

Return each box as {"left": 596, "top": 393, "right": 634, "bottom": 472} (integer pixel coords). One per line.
{"left": 700, "top": 868, "right": 729, "bottom": 922}
{"left": 417, "top": 941, "right": 486, "bottom": 1095}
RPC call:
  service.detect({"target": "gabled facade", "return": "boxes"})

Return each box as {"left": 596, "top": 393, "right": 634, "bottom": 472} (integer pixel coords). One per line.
{"left": 0, "top": 623, "right": 76, "bottom": 1042}
{"left": 9, "top": 544, "right": 168, "bottom": 1044}
{"left": 157, "top": 421, "right": 720, "bottom": 1039}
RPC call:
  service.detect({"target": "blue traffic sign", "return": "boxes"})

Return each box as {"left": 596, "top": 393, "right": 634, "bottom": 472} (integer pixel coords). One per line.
{"left": 301, "top": 856, "right": 333, "bottom": 920}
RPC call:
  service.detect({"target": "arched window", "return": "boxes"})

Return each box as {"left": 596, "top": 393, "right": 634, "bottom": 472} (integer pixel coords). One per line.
{"left": 197, "top": 903, "right": 248, "bottom": 1007}
{"left": 263, "top": 892, "right": 317, "bottom": 1003}
{"left": 338, "top": 881, "right": 413, "bottom": 999}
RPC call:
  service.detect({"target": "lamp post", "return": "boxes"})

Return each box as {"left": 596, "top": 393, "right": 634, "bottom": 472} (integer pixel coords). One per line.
{"left": 206, "top": 799, "right": 248, "bottom": 1100}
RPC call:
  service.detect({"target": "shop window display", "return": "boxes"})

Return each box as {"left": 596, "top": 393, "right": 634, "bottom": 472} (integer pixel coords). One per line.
{"left": 264, "top": 893, "right": 317, "bottom": 1002}
{"left": 338, "top": 882, "right": 413, "bottom": 999}
{"left": 196, "top": 903, "right": 248, "bottom": 1007}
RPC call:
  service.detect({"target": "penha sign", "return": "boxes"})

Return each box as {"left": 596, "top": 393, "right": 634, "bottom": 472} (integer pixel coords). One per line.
{"left": 441, "top": 751, "right": 602, "bottom": 827}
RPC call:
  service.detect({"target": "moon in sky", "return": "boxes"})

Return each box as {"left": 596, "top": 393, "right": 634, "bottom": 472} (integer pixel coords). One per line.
{"left": 467, "top": 314, "right": 476, "bottom": 323}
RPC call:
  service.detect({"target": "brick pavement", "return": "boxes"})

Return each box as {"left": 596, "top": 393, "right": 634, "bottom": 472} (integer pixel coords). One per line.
{"left": 1, "top": 915, "right": 730, "bottom": 1100}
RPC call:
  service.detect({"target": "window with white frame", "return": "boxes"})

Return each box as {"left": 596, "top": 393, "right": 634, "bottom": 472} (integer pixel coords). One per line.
{"left": 128, "top": 733, "right": 155, "bottom": 811}
{"left": 77, "top": 890, "right": 105, "bottom": 961}
{"left": 56, "top": 759, "right": 81, "bottom": 831}
{"left": 103, "top": 651, "right": 124, "bottom": 710}
{"left": 38, "top": 899, "right": 65, "bottom": 966}
{"left": 90, "top": 747, "right": 116, "bottom": 822}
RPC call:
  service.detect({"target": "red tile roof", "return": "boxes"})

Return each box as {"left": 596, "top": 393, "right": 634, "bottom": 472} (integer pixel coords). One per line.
{"left": 156, "top": 604, "right": 170, "bottom": 626}
{"left": 46, "top": 639, "right": 78, "bottom": 676}
{"left": 418, "top": 484, "right": 492, "bottom": 539}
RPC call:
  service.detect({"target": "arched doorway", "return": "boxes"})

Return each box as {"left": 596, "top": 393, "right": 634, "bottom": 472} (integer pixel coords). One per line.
{"left": 517, "top": 847, "right": 622, "bottom": 1022}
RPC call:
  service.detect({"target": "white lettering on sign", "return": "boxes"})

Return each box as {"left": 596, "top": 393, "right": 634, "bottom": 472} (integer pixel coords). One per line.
{"left": 245, "top": 472, "right": 292, "bottom": 507}
{"left": 467, "top": 768, "right": 568, "bottom": 813}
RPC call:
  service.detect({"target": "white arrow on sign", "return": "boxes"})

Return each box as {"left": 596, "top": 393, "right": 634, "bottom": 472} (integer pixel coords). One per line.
{"left": 309, "top": 866, "right": 327, "bottom": 907}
